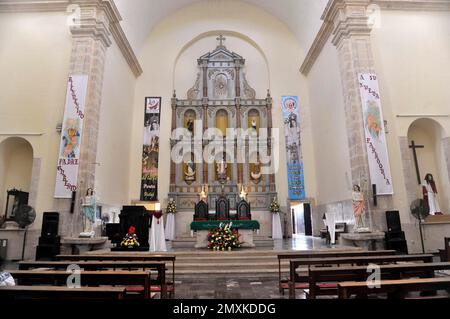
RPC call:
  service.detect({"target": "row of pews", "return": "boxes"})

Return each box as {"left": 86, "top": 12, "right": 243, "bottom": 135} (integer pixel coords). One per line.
{"left": 0, "top": 254, "right": 176, "bottom": 300}
{"left": 277, "top": 246, "right": 450, "bottom": 299}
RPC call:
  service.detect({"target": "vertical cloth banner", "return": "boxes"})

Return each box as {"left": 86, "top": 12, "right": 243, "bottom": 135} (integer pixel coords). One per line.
{"left": 141, "top": 97, "right": 161, "bottom": 201}
{"left": 54, "top": 75, "right": 88, "bottom": 198}
{"left": 358, "top": 73, "right": 393, "bottom": 195}
{"left": 282, "top": 96, "right": 305, "bottom": 200}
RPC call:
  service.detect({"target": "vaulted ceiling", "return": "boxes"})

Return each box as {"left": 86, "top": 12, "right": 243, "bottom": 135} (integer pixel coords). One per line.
{"left": 114, "top": 0, "right": 329, "bottom": 53}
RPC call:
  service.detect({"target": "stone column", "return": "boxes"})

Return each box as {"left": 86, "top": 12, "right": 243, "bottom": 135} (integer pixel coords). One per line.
{"left": 62, "top": 1, "right": 113, "bottom": 236}
{"left": 327, "top": 0, "right": 393, "bottom": 230}
{"left": 443, "top": 137, "right": 450, "bottom": 209}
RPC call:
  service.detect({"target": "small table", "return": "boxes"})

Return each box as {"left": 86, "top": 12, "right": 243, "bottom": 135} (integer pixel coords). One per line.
{"left": 61, "top": 237, "right": 108, "bottom": 255}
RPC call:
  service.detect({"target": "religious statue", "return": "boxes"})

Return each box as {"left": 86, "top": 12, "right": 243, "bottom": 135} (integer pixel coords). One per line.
{"left": 250, "top": 158, "right": 262, "bottom": 184}
{"left": 187, "top": 117, "right": 194, "bottom": 134}
{"left": 184, "top": 159, "right": 196, "bottom": 184}
{"left": 251, "top": 119, "right": 257, "bottom": 132}
{"left": 422, "top": 173, "right": 442, "bottom": 215}
{"left": 80, "top": 188, "right": 97, "bottom": 238}
{"left": 352, "top": 185, "right": 367, "bottom": 232}
{"left": 216, "top": 156, "right": 227, "bottom": 182}
{"left": 199, "top": 185, "right": 208, "bottom": 202}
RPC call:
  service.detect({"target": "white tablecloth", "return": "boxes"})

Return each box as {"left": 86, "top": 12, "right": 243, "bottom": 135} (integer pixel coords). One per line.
{"left": 272, "top": 213, "right": 283, "bottom": 239}
{"left": 150, "top": 215, "right": 167, "bottom": 252}
{"left": 325, "top": 212, "right": 336, "bottom": 245}
{"left": 165, "top": 213, "right": 175, "bottom": 240}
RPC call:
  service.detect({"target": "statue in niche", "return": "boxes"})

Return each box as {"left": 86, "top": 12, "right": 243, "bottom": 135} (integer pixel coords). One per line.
{"left": 186, "top": 116, "right": 194, "bottom": 135}
{"left": 250, "top": 154, "right": 262, "bottom": 184}
{"left": 216, "top": 154, "right": 228, "bottom": 183}
{"left": 184, "top": 157, "right": 196, "bottom": 185}
{"left": 422, "top": 173, "right": 442, "bottom": 215}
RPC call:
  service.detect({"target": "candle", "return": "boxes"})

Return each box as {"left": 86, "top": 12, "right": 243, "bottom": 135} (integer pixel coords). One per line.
{"left": 155, "top": 202, "right": 161, "bottom": 211}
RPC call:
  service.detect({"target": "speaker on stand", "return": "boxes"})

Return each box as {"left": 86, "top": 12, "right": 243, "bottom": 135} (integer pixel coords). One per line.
{"left": 36, "top": 212, "right": 60, "bottom": 260}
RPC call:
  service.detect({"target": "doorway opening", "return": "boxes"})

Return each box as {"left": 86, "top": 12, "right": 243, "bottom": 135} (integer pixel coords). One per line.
{"left": 291, "top": 202, "right": 312, "bottom": 236}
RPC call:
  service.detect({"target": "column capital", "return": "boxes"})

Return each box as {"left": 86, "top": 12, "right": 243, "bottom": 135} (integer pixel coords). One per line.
{"left": 323, "top": 0, "right": 373, "bottom": 47}
{"left": 69, "top": 0, "right": 119, "bottom": 47}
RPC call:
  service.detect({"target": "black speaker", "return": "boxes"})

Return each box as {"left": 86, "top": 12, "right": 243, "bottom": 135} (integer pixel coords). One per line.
{"left": 386, "top": 211, "right": 402, "bottom": 233}
{"left": 106, "top": 223, "right": 121, "bottom": 245}
{"left": 41, "top": 212, "right": 59, "bottom": 238}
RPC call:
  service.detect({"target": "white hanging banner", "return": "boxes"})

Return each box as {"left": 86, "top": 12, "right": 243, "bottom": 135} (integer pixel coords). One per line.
{"left": 54, "top": 75, "right": 89, "bottom": 198}
{"left": 358, "top": 73, "right": 393, "bottom": 195}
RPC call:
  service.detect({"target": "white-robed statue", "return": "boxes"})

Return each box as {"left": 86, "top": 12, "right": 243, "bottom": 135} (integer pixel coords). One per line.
{"left": 80, "top": 188, "right": 96, "bottom": 238}
{"left": 422, "top": 173, "right": 442, "bottom": 216}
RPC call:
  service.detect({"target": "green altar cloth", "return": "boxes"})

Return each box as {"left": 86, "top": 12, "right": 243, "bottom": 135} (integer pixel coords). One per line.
{"left": 190, "top": 220, "right": 260, "bottom": 231}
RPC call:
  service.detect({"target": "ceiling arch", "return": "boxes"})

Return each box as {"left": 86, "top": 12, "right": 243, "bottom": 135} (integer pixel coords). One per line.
{"left": 114, "top": 0, "right": 329, "bottom": 54}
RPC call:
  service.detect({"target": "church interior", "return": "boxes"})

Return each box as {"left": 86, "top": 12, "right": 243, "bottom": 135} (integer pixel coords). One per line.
{"left": 1, "top": 0, "right": 450, "bottom": 303}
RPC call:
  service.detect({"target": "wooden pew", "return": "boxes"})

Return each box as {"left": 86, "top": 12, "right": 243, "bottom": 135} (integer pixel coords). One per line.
{"left": 18, "top": 261, "right": 168, "bottom": 298}
{"left": 307, "top": 261, "right": 450, "bottom": 299}
{"left": 277, "top": 250, "right": 396, "bottom": 294}
{"left": 338, "top": 277, "right": 450, "bottom": 299}
{"left": 0, "top": 285, "right": 126, "bottom": 300}
{"left": 8, "top": 270, "right": 152, "bottom": 299}
{"left": 288, "top": 254, "right": 434, "bottom": 299}
{"left": 439, "top": 237, "right": 450, "bottom": 262}
{"left": 56, "top": 254, "right": 176, "bottom": 297}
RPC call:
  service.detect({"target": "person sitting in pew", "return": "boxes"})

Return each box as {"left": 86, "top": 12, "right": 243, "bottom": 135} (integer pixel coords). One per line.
{"left": 0, "top": 257, "right": 15, "bottom": 287}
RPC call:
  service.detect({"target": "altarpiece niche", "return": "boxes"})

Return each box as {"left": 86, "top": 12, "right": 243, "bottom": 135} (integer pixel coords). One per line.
{"left": 169, "top": 36, "right": 277, "bottom": 213}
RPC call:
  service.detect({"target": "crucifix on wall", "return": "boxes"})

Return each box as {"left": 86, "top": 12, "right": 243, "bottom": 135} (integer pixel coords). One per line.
{"left": 409, "top": 140, "right": 424, "bottom": 185}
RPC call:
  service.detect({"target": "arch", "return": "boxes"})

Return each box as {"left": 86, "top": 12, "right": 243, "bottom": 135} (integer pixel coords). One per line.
{"left": 0, "top": 137, "right": 34, "bottom": 216}
{"left": 407, "top": 118, "right": 450, "bottom": 214}
{"left": 172, "top": 30, "right": 271, "bottom": 90}
{"left": 215, "top": 109, "right": 229, "bottom": 137}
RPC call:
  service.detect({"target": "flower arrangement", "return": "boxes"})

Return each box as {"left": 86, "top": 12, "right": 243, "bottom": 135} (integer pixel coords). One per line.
{"left": 120, "top": 226, "right": 140, "bottom": 248}
{"left": 269, "top": 197, "right": 280, "bottom": 214}
{"left": 207, "top": 222, "right": 242, "bottom": 251}
{"left": 166, "top": 199, "right": 177, "bottom": 214}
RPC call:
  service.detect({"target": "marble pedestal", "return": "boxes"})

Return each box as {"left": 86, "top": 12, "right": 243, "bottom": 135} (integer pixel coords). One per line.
{"left": 194, "top": 230, "right": 255, "bottom": 249}
{"left": 61, "top": 237, "right": 109, "bottom": 255}
{"left": 340, "top": 232, "right": 385, "bottom": 251}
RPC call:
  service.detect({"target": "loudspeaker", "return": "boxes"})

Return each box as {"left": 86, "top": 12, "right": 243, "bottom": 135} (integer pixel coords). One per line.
{"left": 106, "top": 223, "right": 121, "bottom": 244}
{"left": 41, "top": 212, "right": 59, "bottom": 238}
{"left": 386, "top": 211, "right": 402, "bottom": 233}
{"left": 70, "top": 191, "right": 76, "bottom": 214}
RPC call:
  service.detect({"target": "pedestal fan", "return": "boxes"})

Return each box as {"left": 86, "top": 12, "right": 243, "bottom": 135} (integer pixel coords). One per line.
{"left": 410, "top": 199, "right": 429, "bottom": 253}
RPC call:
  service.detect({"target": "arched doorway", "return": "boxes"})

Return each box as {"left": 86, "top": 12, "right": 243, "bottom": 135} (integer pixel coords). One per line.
{"left": 407, "top": 118, "right": 450, "bottom": 214}
{"left": 0, "top": 137, "right": 34, "bottom": 220}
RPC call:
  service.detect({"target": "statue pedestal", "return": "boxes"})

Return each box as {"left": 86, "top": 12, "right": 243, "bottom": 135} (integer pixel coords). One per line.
{"left": 194, "top": 230, "right": 255, "bottom": 248}
{"left": 340, "top": 232, "right": 385, "bottom": 251}
{"left": 61, "top": 237, "right": 109, "bottom": 255}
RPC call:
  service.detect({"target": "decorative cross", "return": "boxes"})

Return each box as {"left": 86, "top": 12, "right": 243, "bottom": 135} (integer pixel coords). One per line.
{"left": 409, "top": 140, "right": 425, "bottom": 184}
{"left": 217, "top": 35, "right": 226, "bottom": 47}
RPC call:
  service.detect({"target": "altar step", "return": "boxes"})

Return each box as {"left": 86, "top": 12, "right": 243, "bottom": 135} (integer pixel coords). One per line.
{"left": 171, "top": 236, "right": 274, "bottom": 248}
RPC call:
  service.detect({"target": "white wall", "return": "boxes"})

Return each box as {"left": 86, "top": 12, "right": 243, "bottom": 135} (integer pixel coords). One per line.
{"left": 0, "top": 11, "right": 72, "bottom": 230}
{"left": 371, "top": 9, "right": 450, "bottom": 224}
{"left": 128, "top": 0, "right": 316, "bottom": 208}
{"left": 95, "top": 41, "right": 137, "bottom": 208}
{"left": 307, "top": 41, "right": 352, "bottom": 206}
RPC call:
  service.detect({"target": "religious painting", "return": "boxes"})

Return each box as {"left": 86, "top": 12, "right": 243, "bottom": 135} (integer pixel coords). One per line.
{"left": 140, "top": 97, "right": 161, "bottom": 201}
{"left": 358, "top": 73, "right": 393, "bottom": 195}
{"left": 54, "top": 75, "right": 89, "bottom": 198}
{"left": 281, "top": 96, "right": 305, "bottom": 200}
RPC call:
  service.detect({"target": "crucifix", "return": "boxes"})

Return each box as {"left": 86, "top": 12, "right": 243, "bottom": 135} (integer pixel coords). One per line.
{"left": 217, "top": 35, "right": 226, "bottom": 47}
{"left": 409, "top": 140, "right": 424, "bottom": 185}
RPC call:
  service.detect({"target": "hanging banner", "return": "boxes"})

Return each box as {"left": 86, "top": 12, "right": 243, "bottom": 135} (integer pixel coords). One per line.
{"left": 358, "top": 73, "right": 393, "bottom": 194}
{"left": 141, "top": 97, "right": 161, "bottom": 201}
{"left": 54, "top": 75, "right": 88, "bottom": 198}
{"left": 282, "top": 96, "right": 305, "bottom": 200}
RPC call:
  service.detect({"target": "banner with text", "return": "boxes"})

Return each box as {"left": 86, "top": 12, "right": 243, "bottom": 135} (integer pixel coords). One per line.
{"left": 358, "top": 73, "right": 393, "bottom": 194}
{"left": 54, "top": 75, "right": 88, "bottom": 198}
{"left": 282, "top": 96, "right": 305, "bottom": 200}
{"left": 140, "top": 97, "right": 161, "bottom": 201}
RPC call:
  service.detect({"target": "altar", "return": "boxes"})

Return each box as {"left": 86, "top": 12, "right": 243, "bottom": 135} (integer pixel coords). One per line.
{"left": 190, "top": 220, "right": 260, "bottom": 248}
